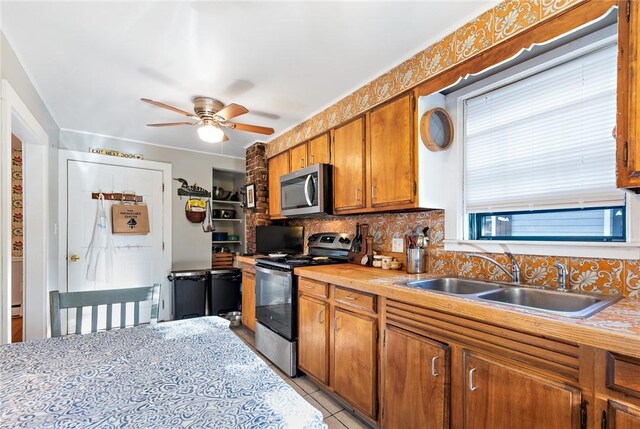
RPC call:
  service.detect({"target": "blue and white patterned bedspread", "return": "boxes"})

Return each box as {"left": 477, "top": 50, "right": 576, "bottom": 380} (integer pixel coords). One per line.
{"left": 0, "top": 317, "right": 326, "bottom": 429}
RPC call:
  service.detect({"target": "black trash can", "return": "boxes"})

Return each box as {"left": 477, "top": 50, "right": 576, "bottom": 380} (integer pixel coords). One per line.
{"left": 208, "top": 269, "right": 242, "bottom": 316}
{"left": 168, "top": 269, "right": 209, "bottom": 320}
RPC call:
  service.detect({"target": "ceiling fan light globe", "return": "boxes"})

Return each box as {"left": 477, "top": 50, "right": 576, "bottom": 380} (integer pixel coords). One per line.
{"left": 197, "top": 123, "right": 225, "bottom": 143}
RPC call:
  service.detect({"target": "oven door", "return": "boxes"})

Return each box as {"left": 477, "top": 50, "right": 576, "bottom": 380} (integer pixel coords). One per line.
{"left": 254, "top": 265, "right": 297, "bottom": 341}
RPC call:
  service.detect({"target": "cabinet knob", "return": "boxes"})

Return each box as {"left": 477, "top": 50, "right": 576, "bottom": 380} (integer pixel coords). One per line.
{"left": 317, "top": 309, "right": 324, "bottom": 324}
{"left": 70, "top": 255, "right": 80, "bottom": 262}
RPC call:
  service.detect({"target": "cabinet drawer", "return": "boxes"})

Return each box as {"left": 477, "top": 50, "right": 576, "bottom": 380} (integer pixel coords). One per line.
{"left": 334, "top": 287, "right": 376, "bottom": 313}
{"left": 299, "top": 278, "right": 328, "bottom": 299}
{"left": 607, "top": 352, "right": 640, "bottom": 398}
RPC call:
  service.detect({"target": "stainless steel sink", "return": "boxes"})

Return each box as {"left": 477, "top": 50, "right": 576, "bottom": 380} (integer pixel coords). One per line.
{"left": 477, "top": 287, "right": 621, "bottom": 318}
{"left": 396, "top": 277, "right": 621, "bottom": 318}
{"left": 403, "top": 277, "right": 504, "bottom": 295}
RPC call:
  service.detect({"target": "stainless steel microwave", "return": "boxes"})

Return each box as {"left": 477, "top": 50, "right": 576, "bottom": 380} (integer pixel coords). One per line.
{"left": 280, "top": 163, "right": 332, "bottom": 217}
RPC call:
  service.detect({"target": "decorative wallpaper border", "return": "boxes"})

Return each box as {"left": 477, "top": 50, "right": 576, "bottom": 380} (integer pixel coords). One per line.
{"left": 266, "top": 0, "right": 585, "bottom": 157}
{"left": 12, "top": 147, "right": 23, "bottom": 259}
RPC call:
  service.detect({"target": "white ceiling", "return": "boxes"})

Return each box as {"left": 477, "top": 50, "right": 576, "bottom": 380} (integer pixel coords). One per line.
{"left": 1, "top": 1, "right": 498, "bottom": 158}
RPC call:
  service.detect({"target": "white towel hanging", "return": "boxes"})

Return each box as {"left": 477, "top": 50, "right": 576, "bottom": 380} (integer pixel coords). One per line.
{"left": 85, "top": 193, "right": 115, "bottom": 281}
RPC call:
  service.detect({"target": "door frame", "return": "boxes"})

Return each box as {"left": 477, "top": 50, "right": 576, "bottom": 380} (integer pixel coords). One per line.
{"left": 57, "top": 150, "right": 172, "bottom": 322}
{"left": 0, "top": 79, "right": 50, "bottom": 344}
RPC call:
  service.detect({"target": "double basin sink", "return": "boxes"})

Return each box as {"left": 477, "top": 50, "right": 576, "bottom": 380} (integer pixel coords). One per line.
{"left": 398, "top": 277, "right": 621, "bottom": 318}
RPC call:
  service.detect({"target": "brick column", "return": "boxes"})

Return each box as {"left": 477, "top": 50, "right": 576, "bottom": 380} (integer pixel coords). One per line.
{"left": 245, "top": 142, "right": 271, "bottom": 253}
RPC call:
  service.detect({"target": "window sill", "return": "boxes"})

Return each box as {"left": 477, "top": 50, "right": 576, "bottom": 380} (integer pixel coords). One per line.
{"left": 443, "top": 239, "right": 640, "bottom": 260}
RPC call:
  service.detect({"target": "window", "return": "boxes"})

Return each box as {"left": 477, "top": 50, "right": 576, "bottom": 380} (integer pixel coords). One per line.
{"left": 464, "top": 42, "right": 626, "bottom": 242}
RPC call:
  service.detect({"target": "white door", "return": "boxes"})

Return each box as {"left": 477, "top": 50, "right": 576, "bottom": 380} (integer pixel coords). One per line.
{"left": 66, "top": 160, "right": 165, "bottom": 334}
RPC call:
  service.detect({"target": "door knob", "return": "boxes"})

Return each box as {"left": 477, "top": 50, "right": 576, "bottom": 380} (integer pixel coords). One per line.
{"left": 70, "top": 255, "right": 80, "bottom": 262}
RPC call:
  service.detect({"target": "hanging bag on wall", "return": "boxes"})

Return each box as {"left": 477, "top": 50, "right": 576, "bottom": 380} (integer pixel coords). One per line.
{"left": 112, "top": 203, "right": 150, "bottom": 234}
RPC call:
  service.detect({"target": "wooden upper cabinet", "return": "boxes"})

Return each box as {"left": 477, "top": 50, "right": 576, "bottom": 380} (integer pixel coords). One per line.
{"left": 332, "top": 307, "right": 377, "bottom": 419}
{"left": 608, "top": 400, "right": 640, "bottom": 429}
{"left": 241, "top": 272, "right": 256, "bottom": 332}
{"left": 289, "top": 143, "right": 308, "bottom": 172}
{"left": 268, "top": 151, "right": 290, "bottom": 218}
{"left": 383, "top": 326, "right": 449, "bottom": 429}
{"left": 308, "top": 133, "right": 330, "bottom": 165}
{"left": 332, "top": 117, "right": 366, "bottom": 213}
{"left": 298, "top": 295, "right": 329, "bottom": 385}
{"left": 463, "top": 351, "right": 582, "bottom": 429}
{"left": 288, "top": 133, "right": 330, "bottom": 173}
{"left": 617, "top": 0, "right": 640, "bottom": 188}
{"left": 369, "top": 93, "right": 416, "bottom": 208}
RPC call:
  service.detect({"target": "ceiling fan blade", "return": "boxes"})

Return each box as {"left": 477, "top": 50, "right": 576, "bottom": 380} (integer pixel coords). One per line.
{"left": 228, "top": 122, "right": 275, "bottom": 135}
{"left": 215, "top": 103, "right": 249, "bottom": 121}
{"left": 147, "top": 121, "right": 200, "bottom": 127}
{"left": 141, "top": 98, "right": 197, "bottom": 118}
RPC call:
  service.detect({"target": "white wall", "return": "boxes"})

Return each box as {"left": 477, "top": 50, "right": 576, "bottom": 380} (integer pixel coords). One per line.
{"left": 1, "top": 32, "right": 59, "bottom": 290}
{"left": 59, "top": 130, "right": 246, "bottom": 269}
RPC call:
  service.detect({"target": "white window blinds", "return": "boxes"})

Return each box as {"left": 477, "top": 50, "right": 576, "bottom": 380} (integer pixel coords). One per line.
{"left": 464, "top": 43, "right": 624, "bottom": 214}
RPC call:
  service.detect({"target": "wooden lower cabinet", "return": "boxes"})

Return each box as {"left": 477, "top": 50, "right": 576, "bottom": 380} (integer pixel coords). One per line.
{"left": 607, "top": 400, "right": 640, "bottom": 429}
{"left": 297, "top": 281, "right": 379, "bottom": 423}
{"left": 241, "top": 272, "right": 255, "bottom": 332}
{"left": 382, "top": 326, "right": 449, "bottom": 429}
{"left": 298, "top": 295, "right": 329, "bottom": 384}
{"left": 333, "top": 307, "right": 378, "bottom": 419}
{"left": 463, "top": 351, "right": 582, "bottom": 429}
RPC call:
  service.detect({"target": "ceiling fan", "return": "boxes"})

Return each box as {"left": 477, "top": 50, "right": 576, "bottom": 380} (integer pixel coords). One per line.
{"left": 141, "top": 97, "right": 275, "bottom": 143}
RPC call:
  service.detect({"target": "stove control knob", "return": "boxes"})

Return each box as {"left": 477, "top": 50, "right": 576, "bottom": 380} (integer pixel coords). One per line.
{"left": 342, "top": 238, "right": 351, "bottom": 245}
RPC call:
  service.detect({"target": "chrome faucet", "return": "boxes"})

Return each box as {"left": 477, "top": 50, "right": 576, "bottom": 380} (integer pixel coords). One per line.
{"left": 469, "top": 252, "right": 521, "bottom": 284}
{"left": 553, "top": 262, "right": 569, "bottom": 292}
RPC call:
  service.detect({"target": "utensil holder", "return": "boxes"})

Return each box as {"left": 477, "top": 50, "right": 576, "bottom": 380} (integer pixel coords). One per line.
{"left": 406, "top": 248, "right": 427, "bottom": 274}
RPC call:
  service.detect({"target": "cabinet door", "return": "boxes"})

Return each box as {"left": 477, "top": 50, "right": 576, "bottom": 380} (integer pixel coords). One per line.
{"left": 268, "top": 151, "right": 290, "bottom": 218}
{"left": 382, "top": 326, "right": 449, "bottom": 429}
{"left": 241, "top": 272, "right": 256, "bottom": 332}
{"left": 333, "top": 307, "right": 377, "bottom": 419}
{"left": 298, "top": 295, "right": 329, "bottom": 384}
{"left": 463, "top": 351, "right": 582, "bottom": 429}
{"left": 333, "top": 117, "right": 366, "bottom": 212}
{"left": 289, "top": 143, "right": 308, "bottom": 172}
{"left": 617, "top": 0, "right": 640, "bottom": 188}
{"left": 308, "top": 133, "right": 330, "bottom": 165}
{"left": 369, "top": 93, "right": 415, "bottom": 208}
{"left": 608, "top": 400, "right": 640, "bottom": 429}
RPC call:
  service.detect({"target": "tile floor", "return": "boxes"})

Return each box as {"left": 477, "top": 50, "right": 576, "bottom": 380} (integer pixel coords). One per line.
{"left": 232, "top": 326, "right": 372, "bottom": 429}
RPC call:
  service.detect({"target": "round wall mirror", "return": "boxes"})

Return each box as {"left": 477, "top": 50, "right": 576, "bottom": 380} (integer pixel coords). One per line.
{"left": 420, "top": 107, "right": 454, "bottom": 151}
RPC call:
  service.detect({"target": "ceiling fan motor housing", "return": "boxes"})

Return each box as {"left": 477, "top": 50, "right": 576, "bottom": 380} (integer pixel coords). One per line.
{"left": 193, "top": 97, "right": 224, "bottom": 120}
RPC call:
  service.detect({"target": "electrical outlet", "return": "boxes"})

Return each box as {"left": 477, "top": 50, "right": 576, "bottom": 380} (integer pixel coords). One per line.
{"left": 392, "top": 237, "right": 404, "bottom": 253}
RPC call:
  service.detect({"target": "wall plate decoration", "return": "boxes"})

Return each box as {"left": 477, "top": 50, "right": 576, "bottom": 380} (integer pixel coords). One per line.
{"left": 420, "top": 107, "right": 454, "bottom": 151}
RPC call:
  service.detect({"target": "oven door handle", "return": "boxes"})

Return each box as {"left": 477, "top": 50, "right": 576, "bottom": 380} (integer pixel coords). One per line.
{"left": 255, "top": 265, "right": 293, "bottom": 278}
{"left": 304, "top": 174, "right": 313, "bottom": 206}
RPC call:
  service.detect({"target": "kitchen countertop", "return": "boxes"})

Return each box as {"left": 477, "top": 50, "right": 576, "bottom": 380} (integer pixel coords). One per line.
{"left": 294, "top": 264, "right": 640, "bottom": 358}
{"left": 236, "top": 255, "right": 258, "bottom": 265}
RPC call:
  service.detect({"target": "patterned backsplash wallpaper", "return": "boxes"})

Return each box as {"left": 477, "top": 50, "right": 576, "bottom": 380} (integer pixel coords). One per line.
{"left": 11, "top": 140, "right": 23, "bottom": 260}
{"left": 287, "top": 210, "right": 639, "bottom": 298}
